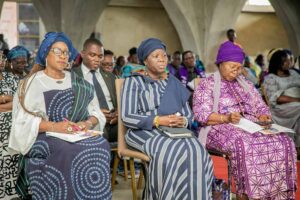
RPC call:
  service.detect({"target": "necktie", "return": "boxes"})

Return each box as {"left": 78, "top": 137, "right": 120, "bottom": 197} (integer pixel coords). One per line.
{"left": 90, "top": 70, "right": 109, "bottom": 109}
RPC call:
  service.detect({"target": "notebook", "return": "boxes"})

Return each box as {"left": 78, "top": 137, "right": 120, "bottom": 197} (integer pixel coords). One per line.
{"left": 46, "top": 130, "right": 103, "bottom": 143}
{"left": 158, "top": 126, "right": 194, "bottom": 138}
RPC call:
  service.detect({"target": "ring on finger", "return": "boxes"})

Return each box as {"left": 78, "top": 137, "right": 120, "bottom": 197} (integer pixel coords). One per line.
{"left": 67, "top": 126, "right": 73, "bottom": 133}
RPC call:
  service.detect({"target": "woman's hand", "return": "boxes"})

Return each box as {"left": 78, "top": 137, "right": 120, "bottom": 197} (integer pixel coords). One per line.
{"left": 0, "top": 95, "right": 13, "bottom": 104}
{"left": 228, "top": 112, "right": 241, "bottom": 124}
{"left": 157, "top": 115, "right": 186, "bottom": 128}
{"left": 258, "top": 114, "right": 272, "bottom": 122}
{"left": 51, "top": 121, "right": 77, "bottom": 134}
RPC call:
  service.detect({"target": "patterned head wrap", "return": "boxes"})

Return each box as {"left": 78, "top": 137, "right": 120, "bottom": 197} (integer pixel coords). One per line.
{"left": 35, "top": 32, "right": 78, "bottom": 66}
{"left": 7, "top": 45, "right": 30, "bottom": 61}
{"left": 137, "top": 38, "right": 166, "bottom": 65}
{"left": 216, "top": 41, "right": 245, "bottom": 65}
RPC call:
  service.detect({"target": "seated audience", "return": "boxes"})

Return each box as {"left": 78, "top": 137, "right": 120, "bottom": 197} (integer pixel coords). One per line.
{"left": 0, "top": 49, "right": 20, "bottom": 199}
{"left": 7, "top": 46, "right": 30, "bottom": 79}
{"left": 167, "top": 51, "right": 182, "bottom": 76}
{"left": 9, "top": 32, "right": 112, "bottom": 199}
{"left": 121, "top": 47, "right": 145, "bottom": 78}
{"left": 73, "top": 38, "right": 118, "bottom": 142}
{"left": 193, "top": 41, "right": 297, "bottom": 200}
{"left": 263, "top": 49, "right": 300, "bottom": 149}
{"left": 121, "top": 38, "right": 213, "bottom": 199}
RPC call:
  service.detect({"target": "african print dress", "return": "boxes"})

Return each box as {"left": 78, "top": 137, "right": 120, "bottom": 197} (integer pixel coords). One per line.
{"left": 0, "top": 71, "right": 19, "bottom": 199}
{"left": 121, "top": 74, "right": 214, "bottom": 200}
{"left": 194, "top": 74, "right": 297, "bottom": 199}
{"left": 9, "top": 71, "right": 111, "bottom": 200}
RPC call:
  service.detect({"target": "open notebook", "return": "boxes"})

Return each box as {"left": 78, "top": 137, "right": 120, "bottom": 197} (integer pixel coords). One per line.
{"left": 231, "top": 118, "right": 295, "bottom": 135}
{"left": 46, "top": 130, "right": 103, "bottom": 143}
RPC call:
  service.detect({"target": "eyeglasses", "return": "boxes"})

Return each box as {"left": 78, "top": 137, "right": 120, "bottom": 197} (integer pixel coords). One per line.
{"left": 50, "top": 47, "right": 71, "bottom": 57}
{"left": 102, "top": 62, "right": 115, "bottom": 67}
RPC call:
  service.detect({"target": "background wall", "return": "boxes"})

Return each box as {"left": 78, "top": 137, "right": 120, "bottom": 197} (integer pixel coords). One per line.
{"left": 95, "top": 6, "right": 182, "bottom": 57}
{"left": 235, "top": 12, "right": 289, "bottom": 57}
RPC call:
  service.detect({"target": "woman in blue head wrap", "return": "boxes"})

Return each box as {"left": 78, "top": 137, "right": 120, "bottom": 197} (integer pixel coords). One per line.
{"left": 0, "top": 46, "right": 21, "bottom": 199}
{"left": 121, "top": 38, "right": 213, "bottom": 199}
{"left": 7, "top": 45, "right": 30, "bottom": 78}
{"left": 9, "top": 32, "right": 111, "bottom": 199}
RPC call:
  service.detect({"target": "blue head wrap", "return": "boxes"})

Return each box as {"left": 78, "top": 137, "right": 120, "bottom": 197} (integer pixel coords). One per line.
{"left": 137, "top": 38, "right": 166, "bottom": 65}
{"left": 35, "top": 32, "right": 78, "bottom": 66}
{"left": 7, "top": 45, "right": 30, "bottom": 61}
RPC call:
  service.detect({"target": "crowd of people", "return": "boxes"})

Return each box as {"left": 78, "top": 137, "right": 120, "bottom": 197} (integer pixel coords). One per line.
{"left": 0, "top": 29, "right": 299, "bottom": 200}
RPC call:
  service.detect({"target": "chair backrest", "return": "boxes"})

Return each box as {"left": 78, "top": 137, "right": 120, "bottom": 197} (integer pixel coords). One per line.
{"left": 115, "top": 79, "right": 150, "bottom": 161}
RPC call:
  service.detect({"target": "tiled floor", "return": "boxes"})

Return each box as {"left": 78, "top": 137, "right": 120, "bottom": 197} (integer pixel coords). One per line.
{"left": 112, "top": 175, "right": 143, "bottom": 200}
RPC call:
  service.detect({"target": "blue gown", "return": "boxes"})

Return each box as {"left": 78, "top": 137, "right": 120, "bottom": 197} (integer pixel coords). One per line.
{"left": 121, "top": 74, "right": 213, "bottom": 200}
{"left": 26, "top": 88, "right": 112, "bottom": 200}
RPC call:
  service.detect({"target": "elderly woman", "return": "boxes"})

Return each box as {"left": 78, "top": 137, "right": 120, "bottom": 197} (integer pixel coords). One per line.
{"left": 7, "top": 45, "right": 30, "bottom": 78}
{"left": 193, "top": 41, "right": 297, "bottom": 200}
{"left": 121, "top": 38, "right": 213, "bottom": 199}
{"left": 9, "top": 32, "right": 112, "bottom": 200}
{"left": 0, "top": 50, "right": 20, "bottom": 199}
{"left": 263, "top": 50, "right": 300, "bottom": 149}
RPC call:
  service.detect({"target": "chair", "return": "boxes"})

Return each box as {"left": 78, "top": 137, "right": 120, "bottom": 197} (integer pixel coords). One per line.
{"left": 194, "top": 77, "right": 232, "bottom": 200}
{"left": 111, "top": 78, "right": 150, "bottom": 200}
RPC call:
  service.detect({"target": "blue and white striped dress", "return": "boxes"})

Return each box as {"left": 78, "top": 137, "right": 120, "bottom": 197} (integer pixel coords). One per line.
{"left": 121, "top": 74, "right": 213, "bottom": 200}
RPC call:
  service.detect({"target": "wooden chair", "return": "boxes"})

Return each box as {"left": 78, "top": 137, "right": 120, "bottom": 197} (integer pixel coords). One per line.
{"left": 194, "top": 77, "right": 232, "bottom": 200}
{"left": 111, "top": 78, "right": 150, "bottom": 200}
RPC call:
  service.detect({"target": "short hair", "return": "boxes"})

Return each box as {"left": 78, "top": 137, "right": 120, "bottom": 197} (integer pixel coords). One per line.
{"left": 268, "top": 50, "right": 288, "bottom": 75}
{"left": 129, "top": 47, "right": 137, "bottom": 56}
{"left": 83, "top": 38, "right": 103, "bottom": 50}
{"left": 104, "top": 49, "right": 114, "bottom": 56}
{"left": 226, "top": 29, "right": 235, "bottom": 36}
{"left": 182, "top": 50, "right": 193, "bottom": 61}
{"left": 173, "top": 51, "right": 181, "bottom": 56}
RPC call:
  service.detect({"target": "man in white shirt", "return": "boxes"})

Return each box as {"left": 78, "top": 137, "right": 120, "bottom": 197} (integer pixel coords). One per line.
{"left": 72, "top": 38, "right": 118, "bottom": 142}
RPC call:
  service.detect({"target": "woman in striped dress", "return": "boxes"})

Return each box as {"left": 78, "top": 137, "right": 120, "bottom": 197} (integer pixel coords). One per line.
{"left": 121, "top": 38, "right": 213, "bottom": 200}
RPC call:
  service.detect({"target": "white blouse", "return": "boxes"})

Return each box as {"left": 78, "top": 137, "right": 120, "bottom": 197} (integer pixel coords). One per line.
{"left": 9, "top": 71, "right": 106, "bottom": 155}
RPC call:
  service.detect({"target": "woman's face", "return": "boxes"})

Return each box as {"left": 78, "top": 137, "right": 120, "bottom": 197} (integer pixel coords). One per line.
{"left": 144, "top": 49, "right": 168, "bottom": 75}
{"left": 11, "top": 57, "right": 28, "bottom": 74}
{"left": 219, "top": 61, "right": 242, "bottom": 81}
{"left": 46, "top": 41, "right": 69, "bottom": 71}
{"left": 282, "top": 55, "right": 292, "bottom": 70}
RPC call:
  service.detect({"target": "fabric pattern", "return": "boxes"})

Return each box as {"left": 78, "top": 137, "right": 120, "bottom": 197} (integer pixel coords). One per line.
{"left": 193, "top": 75, "right": 297, "bottom": 199}
{"left": 26, "top": 88, "right": 112, "bottom": 200}
{"left": 0, "top": 72, "right": 19, "bottom": 199}
{"left": 121, "top": 74, "right": 213, "bottom": 200}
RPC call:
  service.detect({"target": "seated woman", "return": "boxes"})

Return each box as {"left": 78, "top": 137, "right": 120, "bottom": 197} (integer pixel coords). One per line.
{"left": 0, "top": 49, "right": 20, "bottom": 199}
{"left": 193, "top": 41, "right": 297, "bottom": 200}
{"left": 9, "top": 32, "right": 112, "bottom": 200}
{"left": 121, "top": 38, "right": 213, "bottom": 199}
{"left": 7, "top": 45, "right": 30, "bottom": 79}
{"left": 263, "top": 50, "right": 300, "bottom": 148}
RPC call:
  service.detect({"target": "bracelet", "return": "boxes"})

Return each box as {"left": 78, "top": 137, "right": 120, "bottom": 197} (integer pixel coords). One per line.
{"left": 154, "top": 116, "right": 159, "bottom": 128}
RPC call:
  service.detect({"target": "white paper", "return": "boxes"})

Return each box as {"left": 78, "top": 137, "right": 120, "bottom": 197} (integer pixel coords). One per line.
{"left": 231, "top": 118, "right": 263, "bottom": 133}
{"left": 46, "top": 130, "right": 103, "bottom": 143}
{"left": 260, "top": 124, "right": 295, "bottom": 135}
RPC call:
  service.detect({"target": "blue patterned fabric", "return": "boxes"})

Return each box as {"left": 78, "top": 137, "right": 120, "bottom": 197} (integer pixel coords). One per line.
{"left": 7, "top": 45, "right": 30, "bottom": 61}
{"left": 26, "top": 89, "right": 112, "bottom": 200}
{"left": 121, "top": 74, "right": 214, "bottom": 199}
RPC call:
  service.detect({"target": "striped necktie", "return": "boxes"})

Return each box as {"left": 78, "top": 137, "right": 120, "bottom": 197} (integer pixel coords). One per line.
{"left": 90, "top": 70, "right": 109, "bottom": 109}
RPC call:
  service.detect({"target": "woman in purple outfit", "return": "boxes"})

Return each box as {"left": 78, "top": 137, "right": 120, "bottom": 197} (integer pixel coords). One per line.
{"left": 193, "top": 41, "right": 297, "bottom": 200}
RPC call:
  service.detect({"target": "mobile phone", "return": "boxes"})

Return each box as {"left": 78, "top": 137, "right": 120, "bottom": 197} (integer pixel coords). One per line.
{"left": 255, "top": 121, "right": 273, "bottom": 126}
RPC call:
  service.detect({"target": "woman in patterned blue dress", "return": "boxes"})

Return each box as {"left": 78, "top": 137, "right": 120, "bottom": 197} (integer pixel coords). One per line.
{"left": 121, "top": 38, "right": 213, "bottom": 200}
{"left": 9, "top": 32, "right": 112, "bottom": 200}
